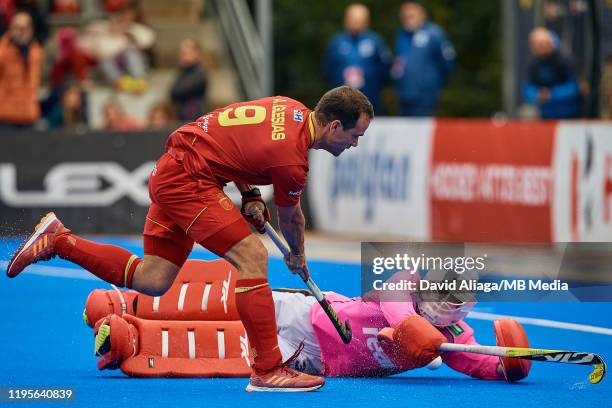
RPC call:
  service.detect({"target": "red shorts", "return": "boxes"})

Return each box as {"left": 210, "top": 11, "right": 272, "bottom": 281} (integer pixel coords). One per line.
{"left": 143, "top": 153, "right": 252, "bottom": 264}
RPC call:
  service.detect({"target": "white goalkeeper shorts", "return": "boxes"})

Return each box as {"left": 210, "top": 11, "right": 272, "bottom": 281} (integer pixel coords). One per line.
{"left": 272, "top": 290, "right": 323, "bottom": 375}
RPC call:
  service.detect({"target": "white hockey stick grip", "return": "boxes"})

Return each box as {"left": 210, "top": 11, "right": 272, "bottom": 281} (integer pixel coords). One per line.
{"left": 439, "top": 342, "right": 509, "bottom": 357}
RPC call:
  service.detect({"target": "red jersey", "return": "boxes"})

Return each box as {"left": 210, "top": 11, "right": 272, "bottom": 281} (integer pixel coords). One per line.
{"left": 165, "top": 96, "right": 314, "bottom": 206}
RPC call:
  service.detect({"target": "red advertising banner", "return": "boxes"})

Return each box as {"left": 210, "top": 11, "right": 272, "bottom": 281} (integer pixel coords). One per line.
{"left": 430, "top": 120, "right": 557, "bottom": 241}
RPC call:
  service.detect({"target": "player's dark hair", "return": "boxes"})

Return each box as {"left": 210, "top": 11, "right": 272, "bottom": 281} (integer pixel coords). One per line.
{"left": 314, "top": 86, "right": 374, "bottom": 130}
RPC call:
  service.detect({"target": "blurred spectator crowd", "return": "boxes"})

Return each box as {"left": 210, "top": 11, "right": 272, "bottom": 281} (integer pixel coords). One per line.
{"left": 324, "top": 1, "right": 455, "bottom": 117}
{"left": 0, "top": 0, "right": 610, "bottom": 133}
{"left": 522, "top": 27, "right": 581, "bottom": 119}
{"left": 325, "top": 1, "right": 611, "bottom": 120}
{"left": 0, "top": 0, "right": 208, "bottom": 131}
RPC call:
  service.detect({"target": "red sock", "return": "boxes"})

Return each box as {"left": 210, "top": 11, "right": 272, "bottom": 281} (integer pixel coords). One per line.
{"left": 235, "top": 278, "right": 282, "bottom": 372}
{"left": 55, "top": 234, "right": 141, "bottom": 288}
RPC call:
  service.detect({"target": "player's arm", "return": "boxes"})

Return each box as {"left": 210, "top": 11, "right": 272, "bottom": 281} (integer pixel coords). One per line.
{"left": 442, "top": 319, "right": 531, "bottom": 382}
{"left": 235, "top": 183, "right": 253, "bottom": 193}
{"left": 438, "top": 322, "right": 503, "bottom": 380}
{"left": 277, "top": 203, "right": 306, "bottom": 274}
{"left": 270, "top": 165, "right": 308, "bottom": 275}
{"left": 377, "top": 270, "right": 420, "bottom": 326}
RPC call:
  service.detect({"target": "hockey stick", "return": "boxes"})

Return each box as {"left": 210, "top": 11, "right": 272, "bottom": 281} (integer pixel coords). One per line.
{"left": 439, "top": 342, "right": 606, "bottom": 384}
{"left": 264, "top": 223, "right": 352, "bottom": 344}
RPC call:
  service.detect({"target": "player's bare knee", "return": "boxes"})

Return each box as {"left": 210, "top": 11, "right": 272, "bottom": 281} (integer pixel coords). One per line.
{"left": 146, "top": 272, "right": 176, "bottom": 296}
{"left": 224, "top": 234, "right": 268, "bottom": 279}
{"left": 134, "top": 255, "right": 179, "bottom": 296}
{"left": 237, "top": 238, "right": 268, "bottom": 278}
{"left": 248, "top": 240, "right": 268, "bottom": 273}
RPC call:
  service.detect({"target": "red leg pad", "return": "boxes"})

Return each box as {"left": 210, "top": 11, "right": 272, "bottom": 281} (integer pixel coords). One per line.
{"left": 83, "top": 289, "right": 138, "bottom": 327}
{"left": 94, "top": 314, "right": 139, "bottom": 370}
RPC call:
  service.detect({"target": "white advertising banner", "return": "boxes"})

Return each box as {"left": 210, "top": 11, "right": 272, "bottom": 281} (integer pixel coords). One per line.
{"left": 307, "top": 118, "right": 433, "bottom": 239}
{"left": 553, "top": 123, "right": 612, "bottom": 241}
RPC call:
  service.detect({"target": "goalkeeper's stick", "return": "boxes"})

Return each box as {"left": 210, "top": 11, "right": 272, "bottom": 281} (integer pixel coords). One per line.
{"left": 264, "top": 223, "right": 352, "bottom": 344}
{"left": 439, "top": 342, "right": 606, "bottom": 384}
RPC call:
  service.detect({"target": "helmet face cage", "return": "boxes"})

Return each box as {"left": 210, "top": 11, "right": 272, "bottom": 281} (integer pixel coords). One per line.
{"left": 416, "top": 266, "right": 478, "bottom": 327}
{"left": 417, "top": 300, "right": 475, "bottom": 327}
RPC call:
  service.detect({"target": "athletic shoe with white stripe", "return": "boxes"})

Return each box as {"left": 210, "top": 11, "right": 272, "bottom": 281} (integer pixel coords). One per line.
{"left": 6, "top": 212, "right": 70, "bottom": 278}
{"left": 245, "top": 342, "right": 324, "bottom": 392}
{"left": 246, "top": 365, "right": 324, "bottom": 392}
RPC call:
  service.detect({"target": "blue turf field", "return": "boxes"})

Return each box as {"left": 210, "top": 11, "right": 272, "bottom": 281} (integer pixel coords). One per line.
{"left": 1, "top": 237, "right": 611, "bottom": 408}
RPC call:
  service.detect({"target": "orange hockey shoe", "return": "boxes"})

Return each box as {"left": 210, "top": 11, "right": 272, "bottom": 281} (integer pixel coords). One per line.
{"left": 246, "top": 365, "right": 324, "bottom": 392}
{"left": 6, "top": 212, "right": 70, "bottom": 278}
{"left": 246, "top": 344, "right": 324, "bottom": 392}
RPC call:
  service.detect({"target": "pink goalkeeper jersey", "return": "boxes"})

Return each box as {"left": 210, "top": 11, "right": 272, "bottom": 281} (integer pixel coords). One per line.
{"left": 309, "top": 292, "right": 503, "bottom": 379}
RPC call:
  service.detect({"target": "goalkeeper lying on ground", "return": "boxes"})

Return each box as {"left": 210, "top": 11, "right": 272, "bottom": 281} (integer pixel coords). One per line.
{"left": 270, "top": 274, "right": 530, "bottom": 381}
{"left": 88, "top": 263, "right": 530, "bottom": 382}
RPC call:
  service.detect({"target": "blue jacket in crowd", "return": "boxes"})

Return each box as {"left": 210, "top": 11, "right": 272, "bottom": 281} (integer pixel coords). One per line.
{"left": 323, "top": 30, "right": 392, "bottom": 112}
{"left": 522, "top": 51, "right": 581, "bottom": 119}
{"left": 392, "top": 22, "right": 455, "bottom": 116}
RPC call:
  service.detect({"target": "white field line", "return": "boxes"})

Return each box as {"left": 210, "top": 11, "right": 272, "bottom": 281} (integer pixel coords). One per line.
{"left": 0, "top": 261, "right": 98, "bottom": 280}
{"left": 468, "top": 311, "right": 612, "bottom": 336}
{"left": 2, "top": 261, "right": 611, "bottom": 336}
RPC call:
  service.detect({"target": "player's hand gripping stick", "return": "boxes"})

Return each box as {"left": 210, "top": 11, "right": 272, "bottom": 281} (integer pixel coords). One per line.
{"left": 264, "top": 222, "right": 352, "bottom": 344}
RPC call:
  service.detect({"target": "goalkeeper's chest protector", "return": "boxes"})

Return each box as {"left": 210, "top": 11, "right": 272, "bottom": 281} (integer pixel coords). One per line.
{"left": 310, "top": 293, "right": 404, "bottom": 377}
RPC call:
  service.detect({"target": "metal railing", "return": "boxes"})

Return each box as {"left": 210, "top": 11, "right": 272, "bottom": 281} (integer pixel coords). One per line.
{"left": 212, "top": 0, "right": 272, "bottom": 99}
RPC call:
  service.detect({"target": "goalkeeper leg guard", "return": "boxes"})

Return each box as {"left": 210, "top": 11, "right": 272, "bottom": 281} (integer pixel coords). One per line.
{"left": 93, "top": 314, "right": 139, "bottom": 370}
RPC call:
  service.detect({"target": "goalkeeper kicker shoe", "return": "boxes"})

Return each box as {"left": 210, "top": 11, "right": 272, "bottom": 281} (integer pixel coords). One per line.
{"left": 7, "top": 212, "right": 70, "bottom": 278}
